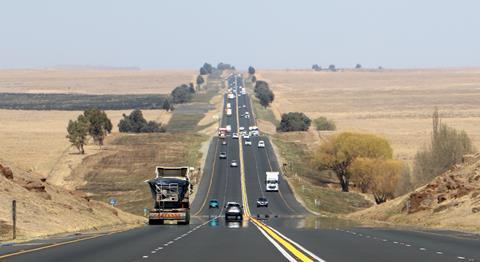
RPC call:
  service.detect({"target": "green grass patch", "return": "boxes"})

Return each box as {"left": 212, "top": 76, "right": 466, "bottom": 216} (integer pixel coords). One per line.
{"left": 167, "top": 113, "right": 205, "bottom": 131}
{"left": 251, "top": 97, "right": 279, "bottom": 126}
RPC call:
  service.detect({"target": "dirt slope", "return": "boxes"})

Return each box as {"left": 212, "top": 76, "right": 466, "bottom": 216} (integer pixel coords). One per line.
{"left": 0, "top": 164, "right": 143, "bottom": 242}
{"left": 349, "top": 153, "right": 480, "bottom": 232}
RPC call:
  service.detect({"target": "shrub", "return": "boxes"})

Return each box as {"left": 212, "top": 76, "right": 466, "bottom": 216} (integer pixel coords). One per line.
{"left": 413, "top": 108, "right": 474, "bottom": 185}
{"left": 248, "top": 66, "right": 256, "bottom": 75}
{"left": 314, "top": 117, "right": 336, "bottom": 131}
{"left": 118, "top": 109, "right": 165, "bottom": 133}
{"left": 254, "top": 80, "right": 274, "bottom": 107}
{"left": 170, "top": 84, "right": 195, "bottom": 104}
{"left": 278, "top": 112, "right": 311, "bottom": 132}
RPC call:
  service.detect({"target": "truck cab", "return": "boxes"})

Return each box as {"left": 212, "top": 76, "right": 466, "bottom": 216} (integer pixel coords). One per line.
{"left": 265, "top": 172, "right": 279, "bottom": 192}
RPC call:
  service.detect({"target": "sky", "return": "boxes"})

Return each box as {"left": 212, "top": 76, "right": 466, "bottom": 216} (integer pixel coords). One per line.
{"left": 0, "top": 0, "right": 479, "bottom": 69}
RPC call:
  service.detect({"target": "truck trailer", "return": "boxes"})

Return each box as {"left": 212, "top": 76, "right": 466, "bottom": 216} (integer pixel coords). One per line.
{"left": 146, "top": 166, "right": 191, "bottom": 225}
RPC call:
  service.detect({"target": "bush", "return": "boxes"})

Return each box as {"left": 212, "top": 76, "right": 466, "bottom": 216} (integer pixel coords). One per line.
{"left": 217, "top": 62, "right": 235, "bottom": 70}
{"left": 355, "top": 64, "right": 362, "bottom": 69}
{"left": 328, "top": 64, "right": 336, "bottom": 72}
{"left": 312, "top": 64, "right": 322, "bottom": 71}
{"left": 170, "top": 84, "right": 195, "bottom": 104}
{"left": 251, "top": 75, "right": 257, "bottom": 83}
{"left": 254, "top": 80, "right": 274, "bottom": 107}
{"left": 118, "top": 109, "right": 165, "bottom": 133}
{"left": 278, "top": 112, "right": 311, "bottom": 132}
{"left": 413, "top": 108, "right": 474, "bottom": 185}
{"left": 314, "top": 117, "right": 336, "bottom": 131}
{"left": 196, "top": 75, "right": 205, "bottom": 86}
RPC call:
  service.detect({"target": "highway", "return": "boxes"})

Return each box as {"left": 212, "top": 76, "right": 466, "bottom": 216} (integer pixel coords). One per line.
{"left": 1, "top": 74, "right": 480, "bottom": 261}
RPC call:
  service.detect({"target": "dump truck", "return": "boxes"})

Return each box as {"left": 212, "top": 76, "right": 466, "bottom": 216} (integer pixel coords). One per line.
{"left": 145, "top": 166, "right": 191, "bottom": 225}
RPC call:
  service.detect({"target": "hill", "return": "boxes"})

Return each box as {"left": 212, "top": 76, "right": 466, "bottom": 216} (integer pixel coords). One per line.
{"left": 349, "top": 153, "right": 480, "bottom": 233}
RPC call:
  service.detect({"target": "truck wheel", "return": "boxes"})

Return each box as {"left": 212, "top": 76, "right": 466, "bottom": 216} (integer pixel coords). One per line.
{"left": 178, "top": 211, "right": 190, "bottom": 225}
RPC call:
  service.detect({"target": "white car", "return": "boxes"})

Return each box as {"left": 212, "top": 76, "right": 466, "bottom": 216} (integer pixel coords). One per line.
{"left": 258, "top": 140, "right": 265, "bottom": 148}
{"left": 245, "top": 115, "right": 250, "bottom": 119}
{"left": 230, "top": 160, "right": 238, "bottom": 167}
{"left": 232, "top": 133, "right": 239, "bottom": 139}
{"left": 251, "top": 130, "right": 259, "bottom": 136}
{"left": 245, "top": 140, "right": 252, "bottom": 146}
{"left": 239, "top": 127, "right": 245, "bottom": 131}
{"left": 243, "top": 134, "right": 250, "bottom": 140}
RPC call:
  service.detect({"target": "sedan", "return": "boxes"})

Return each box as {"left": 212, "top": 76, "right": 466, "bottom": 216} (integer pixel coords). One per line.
{"left": 256, "top": 197, "right": 269, "bottom": 207}
{"left": 219, "top": 152, "right": 227, "bottom": 159}
{"left": 209, "top": 199, "right": 220, "bottom": 208}
{"left": 245, "top": 140, "right": 252, "bottom": 146}
{"left": 230, "top": 160, "right": 238, "bottom": 167}
{"left": 258, "top": 141, "right": 265, "bottom": 148}
{"left": 232, "top": 133, "right": 239, "bottom": 139}
{"left": 222, "top": 140, "right": 227, "bottom": 145}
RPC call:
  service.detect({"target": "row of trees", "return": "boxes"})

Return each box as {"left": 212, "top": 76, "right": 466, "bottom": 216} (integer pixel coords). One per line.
{"left": 217, "top": 62, "right": 235, "bottom": 70}
{"left": 169, "top": 84, "right": 195, "bottom": 104}
{"left": 118, "top": 109, "right": 165, "bottom": 133}
{"left": 254, "top": 80, "right": 274, "bottom": 108}
{"left": 66, "top": 109, "right": 112, "bottom": 154}
{"left": 199, "top": 63, "right": 213, "bottom": 75}
{"left": 312, "top": 64, "right": 337, "bottom": 72}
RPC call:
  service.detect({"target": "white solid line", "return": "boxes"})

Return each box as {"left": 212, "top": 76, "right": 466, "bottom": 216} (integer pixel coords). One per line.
{"left": 267, "top": 223, "right": 325, "bottom": 262}
{"left": 253, "top": 223, "right": 296, "bottom": 262}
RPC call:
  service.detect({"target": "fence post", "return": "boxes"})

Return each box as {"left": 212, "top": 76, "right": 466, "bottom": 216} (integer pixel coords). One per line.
{"left": 12, "top": 200, "right": 16, "bottom": 240}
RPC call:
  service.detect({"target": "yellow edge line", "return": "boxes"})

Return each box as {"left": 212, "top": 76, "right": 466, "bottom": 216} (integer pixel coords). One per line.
{"left": 0, "top": 232, "right": 112, "bottom": 260}
{"left": 251, "top": 218, "right": 313, "bottom": 262}
{"left": 193, "top": 137, "right": 219, "bottom": 216}
{"left": 237, "top": 91, "right": 250, "bottom": 218}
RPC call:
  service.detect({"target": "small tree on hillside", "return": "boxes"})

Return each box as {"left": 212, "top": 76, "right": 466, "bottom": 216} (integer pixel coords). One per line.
{"left": 355, "top": 64, "right": 362, "bottom": 69}
{"left": 328, "top": 64, "right": 336, "bottom": 72}
{"left": 118, "top": 109, "right": 165, "bottom": 133}
{"left": 196, "top": 75, "right": 205, "bottom": 87}
{"left": 162, "top": 98, "right": 174, "bottom": 112}
{"left": 170, "top": 84, "right": 195, "bottom": 104}
{"left": 254, "top": 80, "right": 274, "bottom": 108}
{"left": 278, "top": 112, "right": 311, "bottom": 132}
{"left": 251, "top": 75, "right": 257, "bottom": 83}
{"left": 66, "top": 115, "right": 89, "bottom": 154}
{"left": 200, "top": 67, "right": 208, "bottom": 75}
{"left": 248, "top": 66, "right": 256, "bottom": 75}
{"left": 313, "top": 132, "right": 393, "bottom": 192}
{"left": 312, "top": 64, "right": 322, "bottom": 71}
{"left": 83, "top": 108, "right": 112, "bottom": 146}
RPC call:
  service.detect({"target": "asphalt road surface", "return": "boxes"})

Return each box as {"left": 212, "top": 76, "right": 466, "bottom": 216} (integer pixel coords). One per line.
{"left": 1, "top": 74, "right": 480, "bottom": 261}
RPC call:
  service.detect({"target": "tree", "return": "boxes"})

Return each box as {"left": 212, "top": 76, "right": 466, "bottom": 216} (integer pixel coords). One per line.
{"left": 277, "top": 112, "right": 311, "bottom": 132}
{"left": 314, "top": 117, "right": 336, "bottom": 131}
{"left": 313, "top": 132, "right": 393, "bottom": 192}
{"left": 162, "top": 98, "right": 174, "bottom": 112}
{"left": 118, "top": 109, "right": 165, "bottom": 133}
{"left": 355, "top": 64, "right": 362, "bottom": 69}
{"left": 202, "top": 63, "right": 213, "bottom": 74}
{"left": 254, "top": 80, "right": 274, "bottom": 108}
{"left": 170, "top": 84, "right": 195, "bottom": 104}
{"left": 200, "top": 67, "right": 208, "bottom": 75}
{"left": 217, "top": 63, "right": 234, "bottom": 70}
{"left": 66, "top": 115, "right": 89, "bottom": 154}
{"left": 413, "top": 108, "right": 474, "bottom": 185}
{"left": 83, "top": 109, "right": 112, "bottom": 146}
{"left": 248, "top": 66, "right": 256, "bottom": 75}
{"left": 328, "top": 64, "right": 336, "bottom": 72}
{"left": 312, "top": 64, "right": 322, "bottom": 71}
{"left": 196, "top": 75, "right": 205, "bottom": 87}
{"left": 350, "top": 158, "right": 402, "bottom": 203}
{"left": 251, "top": 75, "right": 257, "bottom": 83}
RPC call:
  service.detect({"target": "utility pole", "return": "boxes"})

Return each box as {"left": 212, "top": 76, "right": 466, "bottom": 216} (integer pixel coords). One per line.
{"left": 12, "top": 200, "right": 16, "bottom": 240}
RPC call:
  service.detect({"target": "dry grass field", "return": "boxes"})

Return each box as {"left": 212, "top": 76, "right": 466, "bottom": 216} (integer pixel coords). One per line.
{"left": 0, "top": 109, "right": 171, "bottom": 186}
{"left": 259, "top": 69, "right": 480, "bottom": 163}
{"left": 0, "top": 69, "right": 195, "bottom": 94}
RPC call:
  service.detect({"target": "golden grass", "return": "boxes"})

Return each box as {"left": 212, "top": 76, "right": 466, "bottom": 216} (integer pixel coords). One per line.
{"left": 0, "top": 69, "right": 196, "bottom": 94}
{"left": 259, "top": 69, "right": 480, "bottom": 163}
{"left": 0, "top": 109, "right": 171, "bottom": 183}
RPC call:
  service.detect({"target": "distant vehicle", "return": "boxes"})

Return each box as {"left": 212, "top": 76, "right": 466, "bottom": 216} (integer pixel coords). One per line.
{"left": 226, "top": 125, "right": 232, "bottom": 133}
{"left": 266, "top": 172, "right": 279, "bottom": 192}
{"left": 258, "top": 140, "right": 265, "bottom": 148}
{"left": 245, "top": 112, "right": 249, "bottom": 115}
{"left": 243, "top": 105, "right": 246, "bottom": 108}
{"left": 256, "top": 197, "right": 269, "bottom": 207}
{"left": 249, "top": 126, "right": 258, "bottom": 131}
{"left": 146, "top": 166, "right": 191, "bottom": 225}
{"left": 228, "top": 93, "right": 235, "bottom": 100}
{"left": 219, "top": 152, "right": 227, "bottom": 159}
{"left": 230, "top": 160, "right": 238, "bottom": 167}
{"left": 209, "top": 199, "right": 219, "bottom": 208}
{"left": 239, "top": 127, "right": 245, "bottom": 131}
{"left": 232, "top": 133, "right": 239, "bottom": 139}
{"left": 227, "top": 103, "right": 231, "bottom": 109}
{"left": 222, "top": 140, "right": 227, "bottom": 145}
{"left": 243, "top": 134, "right": 250, "bottom": 140}
{"left": 245, "top": 115, "right": 250, "bottom": 119}
{"left": 251, "top": 130, "right": 259, "bottom": 136}
{"left": 218, "top": 127, "right": 227, "bottom": 138}
{"left": 224, "top": 202, "right": 243, "bottom": 221}
{"left": 245, "top": 140, "right": 252, "bottom": 146}
{"left": 226, "top": 109, "right": 232, "bottom": 116}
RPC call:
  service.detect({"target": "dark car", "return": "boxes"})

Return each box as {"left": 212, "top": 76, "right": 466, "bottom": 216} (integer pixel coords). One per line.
{"left": 209, "top": 199, "right": 219, "bottom": 208}
{"left": 225, "top": 202, "right": 243, "bottom": 221}
{"left": 219, "top": 152, "right": 227, "bottom": 159}
{"left": 256, "top": 197, "right": 269, "bottom": 207}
